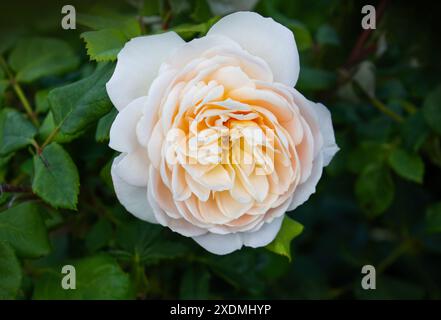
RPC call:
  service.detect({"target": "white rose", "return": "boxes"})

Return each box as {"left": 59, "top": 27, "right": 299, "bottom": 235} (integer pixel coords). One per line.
{"left": 106, "top": 12, "right": 339, "bottom": 255}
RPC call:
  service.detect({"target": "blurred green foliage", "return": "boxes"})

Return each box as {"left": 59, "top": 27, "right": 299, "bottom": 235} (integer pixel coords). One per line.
{"left": 0, "top": 0, "right": 440, "bottom": 300}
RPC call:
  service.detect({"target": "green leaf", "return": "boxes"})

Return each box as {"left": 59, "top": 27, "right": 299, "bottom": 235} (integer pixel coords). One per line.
{"left": 38, "top": 112, "right": 80, "bottom": 144}
{"left": 355, "top": 164, "right": 395, "bottom": 217}
{"left": 85, "top": 219, "right": 113, "bottom": 252}
{"left": 32, "top": 143, "right": 79, "bottom": 209}
{"left": 0, "top": 202, "right": 51, "bottom": 258}
{"left": 204, "top": 250, "right": 265, "bottom": 294}
{"left": 81, "top": 18, "right": 141, "bottom": 62}
{"left": 77, "top": 13, "right": 136, "bottom": 30}
{"left": 0, "top": 241, "right": 22, "bottom": 299}
{"left": 287, "top": 21, "right": 313, "bottom": 51}
{"left": 95, "top": 109, "right": 117, "bottom": 142}
{"left": 348, "top": 142, "right": 388, "bottom": 173}
{"left": 0, "top": 30, "right": 23, "bottom": 54}
{"left": 100, "top": 158, "right": 113, "bottom": 190}
{"left": 426, "top": 202, "right": 441, "bottom": 234}
{"left": 8, "top": 37, "right": 79, "bottom": 83}
{"left": 33, "top": 254, "right": 133, "bottom": 299}
{"left": 297, "top": 67, "right": 336, "bottom": 91}
{"left": 0, "top": 80, "right": 8, "bottom": 104}
{"left": 266, "top": 216, "right": 303, "bottom": 261}
{"left": 423, "top": 85, "right": 441, "bottom": 135}
{"left": 171, "top": 17, "right": 219, "bottom": 40}
{"left": 35, "top": 89, "right": 50, "bottom": 113}
{"left": 179, "top": 267, "right": 210, "bottom": 299}
{"left": 401, "top": 111, "right": 429, "bottom": 152}
{"left": 114, "top": 220, "right": 190, "bottom": 265}
{"left": 388, "top": 148, "right": 424, "bottom": 183}
{"left": 0, "top": 108, "right": 37, "bottom": 156}
{"left": 49, "top": 62, "right": 115, "bottom": 137}
{"left": 316, "top": 24, "right": 340, "bottom": 46}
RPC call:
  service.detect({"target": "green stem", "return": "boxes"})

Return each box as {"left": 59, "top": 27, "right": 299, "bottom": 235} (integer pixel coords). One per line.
{"left": 42, "top": 127, "right": 60, "bottom": 149}
{"left": 340, "top": 69, "right": 404, "bottom": 123}
{"left": 0, "top": 55, "right": 39, "bottom": 127}
{"left": 377, "top": 239, "right": 412, "bottom": 274}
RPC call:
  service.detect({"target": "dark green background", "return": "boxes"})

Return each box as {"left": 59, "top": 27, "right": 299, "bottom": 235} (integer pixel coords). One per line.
{"left": 0, "top": 0, "right": 440, "bottom": 299}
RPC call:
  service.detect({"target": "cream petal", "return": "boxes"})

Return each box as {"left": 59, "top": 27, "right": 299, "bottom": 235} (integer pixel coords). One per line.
{"left": 241, "top": 215, "right": 284, "bottom": 248}
{"left": 147, "top": 122, "right": 164, "bottom": 169}
{"left": 136, "top": 70, "right": 177, "bottom": 148}
{"left": 198, "top": 198, "right": 232, "bottom": 224}
{"left": 165, "top": 35, "right": 241, "bottom": 69}
{"left": 296, "top": 117, "right": 314, "bottom": 184}
{"left": 230, "top": 176, "right": 253, "bottom": 203}
{"left": 198, "top": 165, "right": 232, "bottom": 191}
{"left": 208, "top": 11, "right": 300, "bottom": 86}
{"left": 210, "top": 66, "right": 253, "bottom": 92}
{"left": 148, "top": 167, "right": 206, "bottom": 237}
{"left": 171, "top": 165, "right": 191, "bottom": 201}
{"left": 288, "top": 153, "right": 324, "bottom": 211}
{"left": 113, "top": 148, "right": 149, "bottom": 187}
{"left": 314, "top": 103, "right": 339, "bottom": 166}
{"left": 215, "top": 191, "right": 253, "bottom": 219}
{"left": 193, "top": 232, "right": 242, "bottom": 255}
{"left": 229, "top": 87, "right": 294, "bottom": 121}
{"left": 185, "top": 172, "right": 210, "bottom": 202}
{"left": 111, "top": 154, "right": 157, "bottom": 223}
{"left": 106, "top": 32, "right": 185, "bottom": 111}
{"left": 175, "top": 198, "right": 212, "bottom": 229}
{"left": 109, "top": 96, "right": 146, "bottom": 153}
{"left": 236, "top": 165, "right": 269, "bottom": 203}
{"left": 291, "top": 89, "right": 323, "bottom": 157}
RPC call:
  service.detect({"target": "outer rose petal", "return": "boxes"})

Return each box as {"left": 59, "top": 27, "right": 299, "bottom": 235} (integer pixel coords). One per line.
{"left": 113, "top": 148, "right": 149, "bottom": 187}
{"left": 106, "top": 32, "right": 185, "bottom": 111}
{"left": 193, "top": 215, "right": 284, "bottom": 255}
{"left": 208, "top": 11, "right": 300, "bottom": 87}
{"left": 288, "top": 153, "right": 324, "bottom": 212}
{"left": 193, "top": 232, "right": 242, "bottom": 255}
{"left": 314, "top": 103, "right": 340, "bottom": 166}
{"left": 111, "top": 154, "right": 157, "bottom": 223}
{"left": 242, "top": 215, "right": 284, "bottom": 248}
{"left": 109, "top": 96, "right": 146, "bottom": 153}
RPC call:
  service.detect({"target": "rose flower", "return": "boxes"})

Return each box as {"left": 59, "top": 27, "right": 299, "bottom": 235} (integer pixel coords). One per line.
{"left": 107, "top": 12, "right": 339, "bottom": 255}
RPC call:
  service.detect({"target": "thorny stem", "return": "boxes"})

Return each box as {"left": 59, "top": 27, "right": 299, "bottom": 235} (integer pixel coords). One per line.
{"left": 0, "top": 55, "right": 40, "bottom": 127}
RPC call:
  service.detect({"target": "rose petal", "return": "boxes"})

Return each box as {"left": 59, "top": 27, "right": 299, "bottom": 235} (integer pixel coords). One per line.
{"left": 288, "top": 153, "right": 324, "bottom": 211}
{"left": 111, "top": 154, "right": 157, "bottom": 223}
{"left": 193, "top": 232, "right": 242, "bottom": 255}
{"left": 241, "top": 215, "right": 284, "bottom": 248}
{"left": 208, "top": 11, "right": 300, "bottom": 86}
{"left": 106, "top": 32, "right": 185, "bottom": 111}
{"left": 113, "top": 148, "right": 149, "bottom": 187}
{"left": 314, "top": 103, "right": 339, "bottom": 166}
{"left": 109, "top": 96, "right": 146, "bottom": 153}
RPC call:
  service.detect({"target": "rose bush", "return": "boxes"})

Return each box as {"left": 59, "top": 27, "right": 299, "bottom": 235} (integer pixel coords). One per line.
{"left": 107, "top": 11, "right": 338, "bottom": 255}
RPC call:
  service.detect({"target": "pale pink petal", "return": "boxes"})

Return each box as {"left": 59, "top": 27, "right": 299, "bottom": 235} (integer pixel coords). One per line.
{"left": 241, "top": 215, "right": 284, "bottom": 248}
{"left": 208, "top": 11, "right": 300, "bottom": 86}
{"left": 109, "top": 96, "right": 145, "bottom": 153}
{"left": 113, "top": 148, "right": 149, "bottom": 187}
{"left": 193, "top": 232, "right": 242, "bottom": 255}
{"left": 111, "top": 154, "right": 157, "bottom": 223}
{"left": 106, "top": 32, "right": 185, "bottom": 110}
